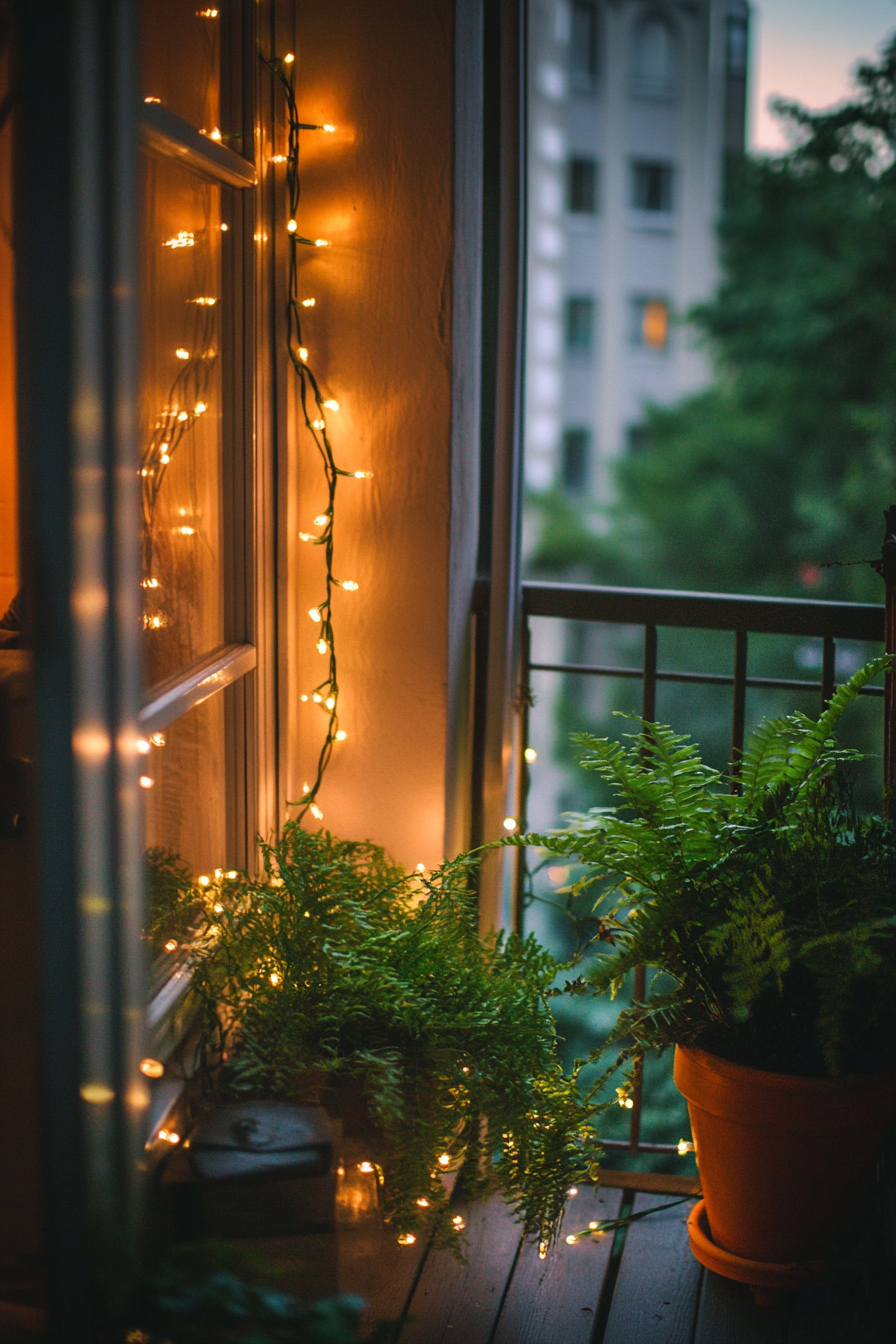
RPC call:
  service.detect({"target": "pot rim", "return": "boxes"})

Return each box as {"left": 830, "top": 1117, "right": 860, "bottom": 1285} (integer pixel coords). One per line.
{"left": 677, "top": 1043, "right": 895, "bottom": 1093}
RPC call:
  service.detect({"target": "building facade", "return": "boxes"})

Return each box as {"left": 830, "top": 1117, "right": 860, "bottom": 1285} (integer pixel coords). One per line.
{"left": 525, "top": 0, "right": 749, "bottom": 504}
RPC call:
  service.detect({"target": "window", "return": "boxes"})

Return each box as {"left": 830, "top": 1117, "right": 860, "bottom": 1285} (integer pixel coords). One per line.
{"left": 630, "top": 15, "right": 677, "bottom": 100}
{"left": 562, "top": 427, "right": 591, "bottom": 490}
{"left": 570, "top": 1, "right": 598, "bottom": 93}
{"left": 565, "top": 296, "right": 596, "bottom": 353}
{"left": 139, "top": 2, "right": 257, "bottom": 874}
{"left": 726, "top": 15, "right": 748, "bottom": 79}
{"left": 629, "top": 297, "right": 669, "bottom": 350}
{"left": 631, "top": 160, "right": 674, "bottom": 213}
{"left": 568, "top": 157, "right": 598, "bottom": 213}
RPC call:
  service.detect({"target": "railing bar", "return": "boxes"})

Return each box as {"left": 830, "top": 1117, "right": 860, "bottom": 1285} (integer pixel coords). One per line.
{"left": 512, "top": 619, "right": 532, "bottom": 934}
{"left": 529, "top": 662, "right": 885, "bottom": 696}
{"left": 730, "top": 631, "right": 748, "bottom": 794}
{"left": 821, "top": 636, "right": 836, "bottom": 709}
{"left": 641, "top": 625, "right": 657, "bottom": 722}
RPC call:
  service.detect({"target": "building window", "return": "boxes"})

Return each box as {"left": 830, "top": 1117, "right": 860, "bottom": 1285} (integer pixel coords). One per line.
{"left": 630, "top": 15, "right": 677, "bottom": 100}
{"left": 629, "top": 297, "right": 669, "bottom": 350}
{"left": 570, "top": 1, "right": 598, "bottom": 93}
{"left": 626, "top": 424, "right": 649, "bottom": 454}
{"left": 568, "top": 157, "right": 598, "bottom": 213}
{"left": 565, "top": 295, "right": 596, "bottom": 353}
{"left": 562, "top": 427, "right": 591, "bottom": 490}
{"left": 726, "top": 15, "right": 748, "bottom": 78}
{"left": 631, "top": 160, "right": 674, "bottom": 212}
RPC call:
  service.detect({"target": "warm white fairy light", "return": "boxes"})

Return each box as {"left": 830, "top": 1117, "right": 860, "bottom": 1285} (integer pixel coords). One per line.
{"left": 137, "top": 738, "right": 151, "bottom": 754}
{"left": 287, "top": 219, "right": 298, "bottom": 233}
{"left": 312, "top": 418, "right": 325, "bottom": 429}
{"left": 524, "top": 747, "right": 537, "bottom": 762}
{"left": 194, "top": 401, "right": 207, "bottom": 414}
{"left": 313, "top": 513, "right": 329, "bottom": 526}
{"left": 398, "top": 1234, "right": 416, "bottom": 1246}
{"left": 416, "top": 1197, "right": 429, "bottom": 1208}
{"left": 198, "top": 875, "right": 210, "bottom": 887}
{"left": 340, "top": 579, "right": 359, "bottom": 591}
{"left": 164, "top": 939, "right": 177, "bottom": 953}
{"left": 298, "top": 532, "right": 318, "bottom": 542}
{"left": 144, "top": 95, "right": 160, "bottom": 104}
{"left": 269, "top": 971, "right": 281, "bottom": 986}
{"left": 189, "top": 296, "right": 217, "bottom": 305}
{"left": 323, "top": 124, "right": 336, "bottom": 133}
{"left": 353, "top": 470, "right": 373, "bottom": 479}
{"left": 298, "top": 346, "right": 308, "bottom": 361}
{"left": 312, "top": 692, "right": 323, "bottom": 703}
{"left": 283, "top": 52, "right": 295, "bottom": 63}
{"left": 314, "top": 238, "right": 329, "bottom": 248}
{"left": 308, "top": 607, "right": 322, "bottom": 623}
{"left": 310, "top": 803, "right": 323, "bottom": 819}
{"left": 503, "top": 817, "right": 518, "bottom": 832}
{"left": 150, "top": 733, "right": 165, "bottom": 747}
{"left": 208, "top": 128, "right": 222, "bottom": 142}
{"left": 325, "top": 696, "right": 335, "bottom": 710}
{"left": 437, "top": 1153, "right": 451, "bottom": 1168}
{"left": 139, "top": 775, "right": 154, "bottom": 789}
{"left": 335, "top": 729, "right": 347, "bottom": 741}
{"left": 322, "top": 398, "right": 339, "bottom": 411}
{"left": 175, "top": 348, "right": 190, "bottom": 360}
{"left": 302, "top": 297, "right": 315, "bottom": 307}
{"left": 140, "top": 1058, "right": 164, "bottom": 1079}
{"left": 164, "top": 231, "right": 194, "bottom": 249}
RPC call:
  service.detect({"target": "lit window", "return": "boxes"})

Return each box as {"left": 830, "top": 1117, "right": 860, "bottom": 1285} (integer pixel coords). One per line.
{"left": 562, "top": 428, "right": 590, "bottom": 491}
{"left": 629, "top": 298, "right": 669, "bottom": 351}
{"left": 630, "top": 16, "right": 677, "bottom": 100}
{"left": 631, "top": 161, "right": 674, "bottom": 213}
{"left": 570, "top": 1, "right": 598, "bottom": 93}
{"left": 568, "top": 157, "right": 598, "bottom": 214}
{"left": 564, "top": 296, "right": 596, "bottom": 353}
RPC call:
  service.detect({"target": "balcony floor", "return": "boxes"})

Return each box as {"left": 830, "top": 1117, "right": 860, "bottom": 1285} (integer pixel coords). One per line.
{"left": 257, "top": 1174, "right": 890, "bottom": 1344}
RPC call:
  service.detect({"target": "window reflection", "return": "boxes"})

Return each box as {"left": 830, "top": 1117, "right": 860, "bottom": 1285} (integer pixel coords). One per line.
{"left": 140, "top": 0, "right": 220, "bottom": 134}
{"left": 142, "top": 694, "right": 226, "bottom": 879}
{"left": 140, "top": 152, "right": 223, "bottom": 687}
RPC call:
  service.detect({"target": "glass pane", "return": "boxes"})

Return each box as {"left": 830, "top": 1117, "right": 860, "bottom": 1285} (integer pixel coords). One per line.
{"left": 140, "top": 0, "right": 220, "bottom": 135}
{"left": 140, "top": 150, "right": 224, "bottom": 688}
{"left": 142, "top": 694, "right": 226, "bottom": 880}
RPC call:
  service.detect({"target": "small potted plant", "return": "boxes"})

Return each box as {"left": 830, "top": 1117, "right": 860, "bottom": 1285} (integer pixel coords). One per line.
{"left": 151, "top": 828, "right": 602, "bottom": 1254}
{"left": 516, "top": 655, "right": 896, "bottom": 1300}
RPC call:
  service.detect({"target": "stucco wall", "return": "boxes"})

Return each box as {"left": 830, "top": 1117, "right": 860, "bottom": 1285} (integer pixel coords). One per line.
{"left": 281, "top": 0, "right": 460, "bottom": 872}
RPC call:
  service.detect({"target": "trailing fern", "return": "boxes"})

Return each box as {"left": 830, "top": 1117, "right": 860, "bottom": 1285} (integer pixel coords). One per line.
{"left": 154, "top": 829, "right": 603, "bottom": 1253}
{"left": 514, "top": 655, "right": 896, "bottom": 1078}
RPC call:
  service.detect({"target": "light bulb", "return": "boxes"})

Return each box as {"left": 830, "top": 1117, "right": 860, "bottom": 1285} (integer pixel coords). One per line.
{"left": 452, "top": 1215, "right": 465, "bottom": 1228}
{"left": 301, "top": 693, "right": 309, "bottom": 702}
{"left": 359, "top": 1161, "right": 374, "bottom": 1173}
{"left": 589, "top": 1221, "right": 599, "bottom": 1230}
{"left": 227, "top": 870, "right": 238, "bottom": 879}
{"left": 164, "top": 231, "right": 195, "bottom": 249}
{"left": 416, "top": 1198, "right": 430, "bottom": 1208}
{"left": 310, "top": 803, "right": 323, "bottom": 819}
{"left": 538, "top": 1243, "right": 548, "bottom": 1260}
{"left": 287, "top": 219, "right": 298, "bottom": 233}
{"left": 322, "top": 398, "right": 339, "bottom": 411}
{"left": 353, "top": 470, "right": 373, "bottom": 479}
{"left": 335, "top": 729, "right": 347, "bottom": 741}
{"left": 341, "top": 580, "right": 359, "bottom": 591}
{"left": 298, "top": 532, "right": 317, "bottom": 542}
{"left": 437, "top": 1153, "right": 451, "bottom": 1168}
{"left": 416, "top": 863, "right": 426, "bottom": 873}
{"left": 213, "top": 902, "right": 223, "bottom": 913}
{"left": 269, "top": 972, "right": 280, "bottom": 986}
{"left": 220, "top": 222, "right": 229, "bottom": 231}
{"left": 565, "top": 1234, "right": 576, "bottom": 1245}
{"left": 139, "top": 775, "right": 154, "bottom": 789}
{"left": 302, "top": 298, "right": 315, "bottom": 307}
{"left": 524, "top": 747, "right": 537, "bottom": 762}
{"left": 299, "top": 347, "right": 308, "bottom": 360}
{"left": 312, "top": 692, "right": 323, "bottom": 703}
{"left": 312, "top": 418, "right": 325, "bottom": 429}
{"left": 150, "top": 733, "right": 165, "bottom": 747}
{"left": 144, "top": 96, "right": 160, "bottom": 104}
{"left": 194, "top": 401, "right": 207, "bottom": 414}
{"left": 283, "top": 52, "right": 294, "bottom": 63}
{"left": 164, "top": 940, "right": 177, "bottom": 953}
{"left": 323, "top": 124, "right": 336, "bottom": 133}
{"left": 398, "top": 1234, "right": 416, "bottom": 1246}
{"left": 568, "top": 1187, "right": 578, "bottom": 1197}
{"left": 140, "top": 1058, "right": 164, "bottom": 1078}
{"left": 177, "top": 411, "right": 188, "bottom": 422}
{"left": 177, "top": 525, "right": 195, "bottom": 535}
{"left": 136, "top": 738, "right": 151, "bottom": 754}
{"left": 314, "top": 238, "right": 329, "bottom": 247}
{"left": 309, "top": 607, "right": 322, "bottom": 622}
{"left": 160, "top": 453, "right": 170, "bottom": 464}
{"left": 270, "top": 154, "right": 286, "bottom": 163}
{"left": 325, "top": 696, "right": 335, "bottom": 710}
{"left": 503, "top": 817, "right": 517, "bottom": 832}
{"left": 313, "top": 514, "right": 329, "bottom": 526}
{"left": 175, "top": 348, "right": 190, "bottom": 360}
{"left": 166, "top": 1132, "right": 180, "bottom": 1145}
{"left": 208, "top": 128, "right": 222, "bottom": 141}
{"left": 625, "top": 1098, "right": 634, "bottom": 1109}
{"left": 190, "top": 296, "right": 216, "bottom": 305}
{"left": 198, "top": 875, "right": 210, "bottom": 886}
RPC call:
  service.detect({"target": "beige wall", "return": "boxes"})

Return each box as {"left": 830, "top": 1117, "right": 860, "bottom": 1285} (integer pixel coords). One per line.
{"left": 0, "top": 41, "right": 16, "bottom": 619}
{"left": 280, "top": 0, "right": 465, "bottom": 873}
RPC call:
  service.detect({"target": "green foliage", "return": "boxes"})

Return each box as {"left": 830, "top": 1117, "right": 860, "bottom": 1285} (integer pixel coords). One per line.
{"left": 129, "top": 1240, "right": 389, "bottom": 1343}
{"left": 528, "top": 36, "right": 896, "bottom": 600}
{"left": 517, "top": 656, "right": 896, "bottom": 1079}
{"left": 156, "top": 827, "right": 603, "bottom": 1252}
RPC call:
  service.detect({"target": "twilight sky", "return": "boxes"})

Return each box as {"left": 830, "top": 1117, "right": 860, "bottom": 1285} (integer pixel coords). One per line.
{"left": 751, "top": 0, "right": 896, "bottom": 151}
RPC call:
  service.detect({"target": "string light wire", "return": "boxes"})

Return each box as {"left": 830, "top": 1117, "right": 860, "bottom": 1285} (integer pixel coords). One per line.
{"left": 263, "top": 49, "right": 365, "bottom": 821}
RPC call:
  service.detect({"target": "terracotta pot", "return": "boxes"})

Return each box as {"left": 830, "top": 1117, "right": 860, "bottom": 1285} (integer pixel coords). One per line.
{"left": 674, "top": 1044, "right": 896, "bottom": 1291}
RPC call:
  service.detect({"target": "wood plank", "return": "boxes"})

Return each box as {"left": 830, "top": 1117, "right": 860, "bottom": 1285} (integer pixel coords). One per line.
{"left": 603, "top": 1192, "right": 702, "bottom": 1344}
{"left": 399, "top": 1192, "right": 522, "bottom": 1344}
{"left": 599, "top": 1170, "right": 702, "bottom": 1196}
{"left": 338, "top": 1219, "right": 429, "bottom": 1332}
{"left": 694, "top": 1270, "right": 789, "bottom": 1344}
{"left": 492, "top": 1185, "right": 624, "bottom": 1344}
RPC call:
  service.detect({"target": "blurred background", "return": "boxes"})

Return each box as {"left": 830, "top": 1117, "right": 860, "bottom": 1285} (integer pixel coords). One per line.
{"left": 522, "top": 0, "right": 896, "bottom": 1170}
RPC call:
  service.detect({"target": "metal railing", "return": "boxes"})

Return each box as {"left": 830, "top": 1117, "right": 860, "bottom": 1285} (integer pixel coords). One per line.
{"left": 516, "top": 577, "right": 889, "bottom": 1157}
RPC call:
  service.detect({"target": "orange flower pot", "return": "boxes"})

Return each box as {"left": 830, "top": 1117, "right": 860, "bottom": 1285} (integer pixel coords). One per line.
{"left": 674, "top": 1044, "right": 896, "bottom": 1298}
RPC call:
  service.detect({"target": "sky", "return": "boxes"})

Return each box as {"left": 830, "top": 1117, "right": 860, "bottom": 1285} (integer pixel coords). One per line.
{"left": 751, "top": 0, "right": 896, "bottom": 151}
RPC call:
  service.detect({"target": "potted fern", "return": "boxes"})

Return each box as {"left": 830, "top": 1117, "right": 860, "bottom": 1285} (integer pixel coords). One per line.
{"left": 150, "top": 828, "right": 602, "bottom": 1254}
{"left": 517, "top": 655, "right": 896, "bottom": 1299}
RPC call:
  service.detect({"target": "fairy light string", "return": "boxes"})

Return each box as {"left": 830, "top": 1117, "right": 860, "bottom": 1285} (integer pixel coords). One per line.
{"left": 263, "top": 48, "right": 366, "bottom": 823}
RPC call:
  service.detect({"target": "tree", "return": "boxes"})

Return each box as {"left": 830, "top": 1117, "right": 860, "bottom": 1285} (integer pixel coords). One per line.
{"left": 529, "top": 36, "right": 896, "bottom": 602}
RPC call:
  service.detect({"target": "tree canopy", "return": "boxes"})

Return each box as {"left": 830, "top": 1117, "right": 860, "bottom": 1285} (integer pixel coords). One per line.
{"left": 530, "top": 36, "right": 896, "bottom": 601}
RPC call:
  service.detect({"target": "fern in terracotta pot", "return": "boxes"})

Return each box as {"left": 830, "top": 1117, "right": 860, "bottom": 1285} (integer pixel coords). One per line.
{"left": 515, "top": 654, "right": 896, "bottom": 1296}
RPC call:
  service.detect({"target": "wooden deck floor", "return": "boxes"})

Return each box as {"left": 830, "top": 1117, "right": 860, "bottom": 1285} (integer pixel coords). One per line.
{"left": 258, "top": 1177, "right": 890, "bottom": 1344}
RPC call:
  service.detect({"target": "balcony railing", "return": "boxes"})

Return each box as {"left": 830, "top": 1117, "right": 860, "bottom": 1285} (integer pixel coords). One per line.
{"left": 515, "top": 577, "right": 888, "bottom": 1159}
